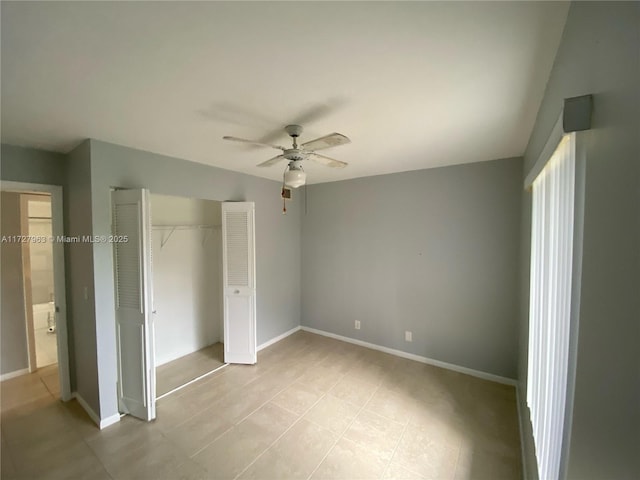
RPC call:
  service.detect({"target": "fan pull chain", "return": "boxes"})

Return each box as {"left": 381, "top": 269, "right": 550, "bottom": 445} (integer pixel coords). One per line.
{"left": 281, "top": 167, "right": 289, "bottom": 215}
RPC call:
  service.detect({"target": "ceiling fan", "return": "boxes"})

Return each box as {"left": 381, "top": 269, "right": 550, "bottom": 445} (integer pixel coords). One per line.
{"left": 223, "top": 124, "right": 350, "bottom": 188}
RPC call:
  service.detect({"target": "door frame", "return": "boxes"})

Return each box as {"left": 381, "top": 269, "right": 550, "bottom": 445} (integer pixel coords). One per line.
{"left": 1, "top": 181, "right": 72, "bottom": 401}
{"left": 19, "top": 193, "right": 49, "bottom": 373}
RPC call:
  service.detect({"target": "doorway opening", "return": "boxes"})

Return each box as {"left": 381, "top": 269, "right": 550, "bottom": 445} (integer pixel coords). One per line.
{"left": 25, "top": 195, "right": 58, "bottom": 369}
{"left": 0, "top": 182, "right": 71, "bottom": 403}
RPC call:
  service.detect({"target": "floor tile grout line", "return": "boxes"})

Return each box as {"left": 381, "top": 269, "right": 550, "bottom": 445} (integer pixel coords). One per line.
{"left": 450, "top": 439, "right": 464, "bottom": 480}
{"left": 187, "top": 371, "right": 309, "bottom": 459}
{"left": 186, "top": 423, "right": 236, "bottom": 459}
{"left": 81, "top": 433, "right": 117, "bottom": 480}
{"left": 232, "top": 366, "right": 347, "bottom": 480}
{"left": 379, "top": 408, "right": 413, "bottom": 479}
{"left": 162, "top": 350, "right": 330, "bottom": 436}
{"left": 61, "top": 399, "right": 118, "bottom": 480}
{"left": 171, "top": 363, "right": 376, "bottom": 477}
{"left": 231, "top": 398, "right": 327, "bottom": 478}
{"left": 164, "top": 367, "right": 272, "bottom": 432}
{"left": 305, "top": 376, "right": 382, "bottom": 480}
{"left": 389, "top": 395, "right": 445, "bottom": 480}
{"left": 190, "top": 361, "right": 343, "bottom": 466}
{"left": 230, "top": 367, "right": 318, "bottom": 424}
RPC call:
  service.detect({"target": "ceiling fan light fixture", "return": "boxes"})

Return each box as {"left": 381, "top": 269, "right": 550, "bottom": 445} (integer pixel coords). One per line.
{"left": 284, "top": 163, "right": 306, "bottom": 188}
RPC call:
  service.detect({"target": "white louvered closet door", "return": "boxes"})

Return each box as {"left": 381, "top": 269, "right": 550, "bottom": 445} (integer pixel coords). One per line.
{"left": 221, "top": 202, "right": 256, "bottom": 364}
{"left": 112, "top": 188, "right": 156, "bottom": 421}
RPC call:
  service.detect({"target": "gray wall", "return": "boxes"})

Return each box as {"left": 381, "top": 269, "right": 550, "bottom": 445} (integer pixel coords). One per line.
{"left": 0, "top": 143, "right": 92, "bottom": 408}
{"left": 518, "top": 2, "right": 640, "bottom": 479}
{"left": 0, "top": 192, "right": 29, "bottom": 375}
{"left": 302, "top": 157, "right": 523, "bottom": 379}
{"left": 1, "top": 144, "right": 66, "bottom": 186}
{"left": 64, "top": 141, "right": 98, "bottom": 411}
{"left": 89, "top": 139, "right": 302, "bottom": 420}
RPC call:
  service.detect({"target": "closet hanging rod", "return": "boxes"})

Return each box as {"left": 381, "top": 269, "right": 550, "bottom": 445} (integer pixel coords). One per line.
{"left": 152, "top": 224, "right": 218, "bottom": 228}
{"left": 153, "top": 224, "right": 220, "bottom": 249}
{"left": 152, "top": 224, "right": 219, "bottom": 229}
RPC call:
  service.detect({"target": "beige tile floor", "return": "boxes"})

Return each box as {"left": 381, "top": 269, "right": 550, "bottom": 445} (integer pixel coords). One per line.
{"left": 0, "top": 331, "right": 522, "bottom": 479}
{"left": 156, "top": 343, "right": 225, "bottom": 397}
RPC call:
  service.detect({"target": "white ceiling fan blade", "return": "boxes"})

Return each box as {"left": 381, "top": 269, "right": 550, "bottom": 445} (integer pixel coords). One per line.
{"left": 309, "top": 153, "right": 348, "bottom": 168}
{"left": 257, "top": 154, "right": 286, "bottom": 167}
{"left": 301, "top": 133, "right": 351, "bottom": 151}
{"left": 223, "top": 136, "right": 286, "bottom": 150}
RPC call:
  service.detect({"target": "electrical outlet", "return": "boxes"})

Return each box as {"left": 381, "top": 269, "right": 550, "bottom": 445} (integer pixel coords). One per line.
{"left": 405, "top": 331, "right": 412, "bottom": 342}
{"left": 355, "top": 320, "right": 361, "bottom": 330}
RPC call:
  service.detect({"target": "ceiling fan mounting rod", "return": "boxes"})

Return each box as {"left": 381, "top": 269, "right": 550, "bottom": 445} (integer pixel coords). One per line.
{"left": 285, "top": 124, "right": 303, "bottom": 149}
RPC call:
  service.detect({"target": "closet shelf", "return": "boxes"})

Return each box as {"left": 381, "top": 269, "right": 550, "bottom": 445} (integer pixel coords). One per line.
{"left": 152, "top": 224, "right": 219, "bottom": 229}
{"left": 152, "top": 224, "right": 220, "bottom": 248}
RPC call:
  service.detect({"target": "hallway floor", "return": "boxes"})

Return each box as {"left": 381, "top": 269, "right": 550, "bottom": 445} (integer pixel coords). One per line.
{"left": 0, "top": 364, "right": 59, "bottom": 413}
{"left": 34, "top": 327, "right": 58, "bottom": 369}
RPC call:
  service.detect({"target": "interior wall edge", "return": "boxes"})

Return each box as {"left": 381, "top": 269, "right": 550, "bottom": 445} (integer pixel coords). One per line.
{"left": 257, "top": 325, "right": 301, "bottom": 352}
{"left": 71, "top": 390, "right": 122, "bottom": 430}
{"left": 71, "top": 391, "right": 103, "bottom": 428}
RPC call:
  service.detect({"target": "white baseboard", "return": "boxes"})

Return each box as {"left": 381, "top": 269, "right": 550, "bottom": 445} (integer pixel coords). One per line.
{"left": 300, "top": 326, "right": 518, "bottom": 386}
{"left": 72, "top": 392, "right": 121, "bottom": 430}
{"left": 257, "top": 325, "right": 301, "bottom": 352}
{"left": 0, "top": 368, "right": 29, "bottom": 382}
{"left": 99, "top": 412, "right": 122, "bottom": 429}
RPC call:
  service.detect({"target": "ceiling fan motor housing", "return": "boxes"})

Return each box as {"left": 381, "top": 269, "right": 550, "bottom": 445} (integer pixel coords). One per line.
{"left": 284, "top": 150, "right": 306, "bottom": 161}
{"left": 288, "top": 160, "right": 304, "bottom": 170}
{"left": 285, "top": 124, "right": 303, "bottom": 137}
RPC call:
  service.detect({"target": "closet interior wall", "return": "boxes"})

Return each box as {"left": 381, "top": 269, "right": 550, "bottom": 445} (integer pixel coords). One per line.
{"left": 150, "top": 194, "right": 222, "bottom": 366}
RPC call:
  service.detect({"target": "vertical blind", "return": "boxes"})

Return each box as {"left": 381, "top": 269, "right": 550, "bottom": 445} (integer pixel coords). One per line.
{"left": 527, "top": 133, "right": 575, "bottom": 480}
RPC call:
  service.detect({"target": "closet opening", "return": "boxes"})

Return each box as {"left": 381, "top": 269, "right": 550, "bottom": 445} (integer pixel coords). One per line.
{"left": 150, "top": 194, "right": 225, "bottom": 398}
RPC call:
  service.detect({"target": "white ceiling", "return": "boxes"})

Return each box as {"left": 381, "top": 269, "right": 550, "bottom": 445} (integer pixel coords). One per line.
{"left": 1, "top": 1, "right": 568, "bottom": 184}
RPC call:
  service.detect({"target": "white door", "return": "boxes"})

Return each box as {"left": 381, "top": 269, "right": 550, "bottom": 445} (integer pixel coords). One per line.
{"left": 222, "top": 202, "right": 257, "bottom": 364}
{"left": 112, "top": 188, "right": 156, "bottom": 421}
